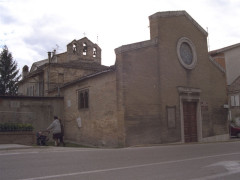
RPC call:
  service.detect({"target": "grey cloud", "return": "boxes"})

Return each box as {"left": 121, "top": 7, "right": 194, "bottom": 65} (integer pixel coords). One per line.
{"left": 0, "top": 5, "right": 17, "bottom": 24}
{"left": 22, "top": 14, "right": 84, "bottom": 60}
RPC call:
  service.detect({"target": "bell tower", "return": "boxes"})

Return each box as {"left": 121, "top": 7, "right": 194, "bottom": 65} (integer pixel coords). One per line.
{"left": 67, "top": 37, "right": 101, "bottom": 64}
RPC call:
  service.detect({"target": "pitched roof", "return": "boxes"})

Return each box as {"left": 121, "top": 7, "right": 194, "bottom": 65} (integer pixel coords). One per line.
{"left": 52, "top": 60, "right": 108, "bottom": 71}
{"left": 19, "top": 60, "right": 109, "bottom": 84}
{"left": 49, "top": 65, "right": 116, "bottom": 92}
{"left": 30, "top": 59, "right": 48, "bottom": 72}
{"left": 209, "top": 43, "right": 240, "bottom": 55}
{"left": 149, "top": 10, "right": 208, "bottom": 37}
{"left": 68, "top": 37, "right": 101, "bottom": 50}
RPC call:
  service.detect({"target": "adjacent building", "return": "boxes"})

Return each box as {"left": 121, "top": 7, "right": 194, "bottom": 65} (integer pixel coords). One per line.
{"left": 210, "top": 43, "right": 240, "bottom": 122}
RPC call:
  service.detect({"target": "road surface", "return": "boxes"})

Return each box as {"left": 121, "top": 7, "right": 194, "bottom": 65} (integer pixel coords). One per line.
{"left": 1, "top": 141, "right": 240, "bottom": 180}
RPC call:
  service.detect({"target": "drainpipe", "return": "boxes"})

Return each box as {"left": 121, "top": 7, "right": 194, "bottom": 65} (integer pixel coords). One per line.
{"left": 47, "top": 52, "right": 51, "bottom": 93}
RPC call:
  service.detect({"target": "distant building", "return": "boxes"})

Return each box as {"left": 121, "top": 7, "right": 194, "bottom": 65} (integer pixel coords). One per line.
{"left": 18, "top": 37, "right": 106, "bottom": 96}
{"left": 17, "top": 11, "right": 229, "bottom": 147}
{"left": 210, "top": 43, "right": 240, "bottom": 122}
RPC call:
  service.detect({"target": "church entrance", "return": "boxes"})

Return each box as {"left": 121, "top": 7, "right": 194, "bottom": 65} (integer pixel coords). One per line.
{"left": 183, "top": 101, "right": 198, "bottom": 142}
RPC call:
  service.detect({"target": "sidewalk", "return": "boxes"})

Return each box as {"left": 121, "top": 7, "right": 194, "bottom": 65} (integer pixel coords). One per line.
{"left": 0, "top": 144, "right": 32, "bottom": 150}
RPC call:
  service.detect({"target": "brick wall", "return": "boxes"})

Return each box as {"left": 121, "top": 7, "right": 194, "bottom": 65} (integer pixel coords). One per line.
{"left": 211, "top": 53, "right": 226, "bottom": 70}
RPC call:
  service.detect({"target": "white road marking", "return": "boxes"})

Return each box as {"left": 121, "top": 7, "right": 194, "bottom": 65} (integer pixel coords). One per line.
{"left": 0, "top": 152, "right": 38, "bottom": 156}
{"left": 191, "top": 169, "right": 240, "bottom": 180}
{"left": 192, "top": 161, "right": 240, "bottom": 180}
{"left": 19, "top": 152, "right": 240, "bottom": 180}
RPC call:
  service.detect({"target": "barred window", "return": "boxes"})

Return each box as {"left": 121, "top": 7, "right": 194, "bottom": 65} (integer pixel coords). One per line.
{"left": 78, "top": 89, "right": 89, "bottom": 109}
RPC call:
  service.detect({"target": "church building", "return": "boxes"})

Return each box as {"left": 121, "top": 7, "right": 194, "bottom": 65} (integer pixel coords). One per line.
{"left": 18, "top": 11, "right": 229, "bottom": 147}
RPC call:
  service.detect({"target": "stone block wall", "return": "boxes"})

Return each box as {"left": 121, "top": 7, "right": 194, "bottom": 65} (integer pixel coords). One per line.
{"left": 0, "top": 96, "right": 64, "bottom": 133}
{"left": 115, "top": 11, "right": 228, "bottom": 146}
{"left": 0, "top": 132, "right": 35, "bottom": 145}
{"left": 62, "top": 71, "right": 118, "bottom": 147}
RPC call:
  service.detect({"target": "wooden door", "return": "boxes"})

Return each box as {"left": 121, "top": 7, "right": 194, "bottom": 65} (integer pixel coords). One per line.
{"left": 183, "top": 102, "right": 198, "bottom": 142}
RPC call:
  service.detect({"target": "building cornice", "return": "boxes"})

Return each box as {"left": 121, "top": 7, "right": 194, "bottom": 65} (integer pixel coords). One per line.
{"left": 115, "top": 38, "right": 158, "bottom": 55}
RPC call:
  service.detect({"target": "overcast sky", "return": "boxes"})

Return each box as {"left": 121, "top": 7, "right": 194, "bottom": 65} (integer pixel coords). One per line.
{"left": 0, "top": 0, "right": 240, "bottom": 72}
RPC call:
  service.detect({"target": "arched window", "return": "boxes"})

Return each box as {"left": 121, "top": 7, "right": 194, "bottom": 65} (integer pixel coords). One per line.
{"left": 72, "top": 43, "right": 77, "bottom": 53}
{"left": 93, "top": 47, "right": 97, "bottom": 57}
{"left": 83, "top": 42, "right": 87, "bottom": 55}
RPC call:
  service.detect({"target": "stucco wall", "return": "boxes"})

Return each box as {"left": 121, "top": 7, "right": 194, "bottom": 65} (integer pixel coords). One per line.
{"left": 18, "top": 73, "right": 43, "bottom": 96}
{"left": 0, "top": 96, "right": 63, "bottom": 133}
{"left": 228, "top": 77, "right": 240, "bottom": 121}
{"left": 62, "top": 71, "right": 118, "bottom": 147}
{"left": 224, "top": 47, "right": 240, "bottom": 85}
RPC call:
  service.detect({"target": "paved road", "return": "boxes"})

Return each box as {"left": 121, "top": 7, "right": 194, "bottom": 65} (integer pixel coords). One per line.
{"left": 1, "top": 141, "right": 240, "bottom": 180}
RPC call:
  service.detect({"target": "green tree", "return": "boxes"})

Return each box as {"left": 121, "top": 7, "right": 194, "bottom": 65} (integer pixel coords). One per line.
{"left": 0, "top": 46, "right": 21, "bottom": 95}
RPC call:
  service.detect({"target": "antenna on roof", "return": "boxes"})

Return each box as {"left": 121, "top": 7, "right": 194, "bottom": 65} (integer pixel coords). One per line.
{"left": 207, "top": 27, "right": 210, "bottom": 51}
{"left": 97, "top": 35, "right": 99, "bottom": 44}
{"left": 52, "top": 44, "right": 61, "bottom": 54}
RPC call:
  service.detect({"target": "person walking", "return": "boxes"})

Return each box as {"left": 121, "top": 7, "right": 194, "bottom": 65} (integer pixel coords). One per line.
{"left": 47, "top": 116, "right": 61, "bottom": 146}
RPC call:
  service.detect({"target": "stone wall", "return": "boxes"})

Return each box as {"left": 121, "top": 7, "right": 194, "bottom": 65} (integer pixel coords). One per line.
{"left": 61, "top": 71, "right": 118, "bottom": 147}
{"left": 0, "top": 132, "right": 35, "bottom": 145}
{"left": 66, "top": 37, "right": 101, "bottom": 64}
{"left": 115, "top": 40, "right": 161, "bottom": 146}
{"left": 47, "top": 65, "right": 94, "bottom": 93}
{"left": 153, "top": 13, "right": 228, "bottom": 139}
{"left": 0, "top": 96, "right": 64, "bottom": 133}
{"left": 115, "top": 11, "right": 228, "bottom": 146}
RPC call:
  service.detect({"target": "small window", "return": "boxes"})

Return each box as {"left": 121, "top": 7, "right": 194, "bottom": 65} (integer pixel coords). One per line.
{"left": 27, "top": 85, "right": 34, "bottom": 96}
{"left": 231, "top": 95, "right": 240, "bottom": 107}
{"left": 78, "top": 89, "right": 89, "bottom": 109}
{"left": 231, "top": 96, "right": 235, "bottom": 106}
{"left": 93, "top": 47, "right": 97, "bottom": 57}
{"left": 83, "top": 42, "right": 87, "bottom": 55}
{"left": 235, "top": 95, "right": 240, "bottom": 106}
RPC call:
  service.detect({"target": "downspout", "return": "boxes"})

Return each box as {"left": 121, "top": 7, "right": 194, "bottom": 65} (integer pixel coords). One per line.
{"left": 47, "top": 52, "right": 51, "bottom": 94}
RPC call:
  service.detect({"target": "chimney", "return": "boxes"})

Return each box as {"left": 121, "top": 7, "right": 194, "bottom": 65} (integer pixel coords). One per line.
{"left": 22, "top": 65, "right": 29, "bottom": 79}
{"left": 48, "top": 52, "right": 52, "bottom": 63}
